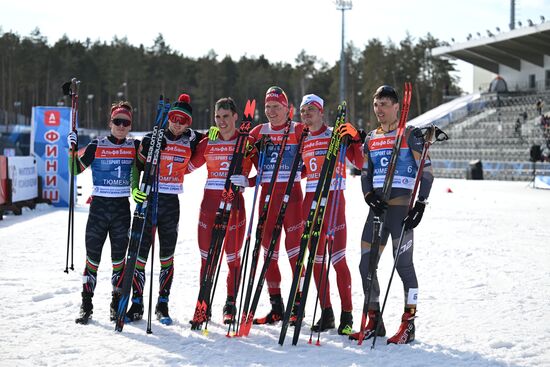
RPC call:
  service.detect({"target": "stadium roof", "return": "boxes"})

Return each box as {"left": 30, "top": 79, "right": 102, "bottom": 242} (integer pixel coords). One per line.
{"left": 431, "top": 21, "right": 550, "bottom": 73}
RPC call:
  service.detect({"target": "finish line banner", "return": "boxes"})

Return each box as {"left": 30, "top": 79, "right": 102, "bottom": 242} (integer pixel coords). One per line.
{"left": 31, "top": 106, "right": 74, "bottom": 207}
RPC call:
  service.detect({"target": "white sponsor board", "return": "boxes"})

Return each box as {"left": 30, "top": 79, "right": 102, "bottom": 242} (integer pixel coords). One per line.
{"left": 7, "top": 156, "right": 38, "bottom": 202}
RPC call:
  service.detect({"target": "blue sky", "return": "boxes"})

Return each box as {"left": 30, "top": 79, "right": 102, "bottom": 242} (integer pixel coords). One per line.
{"left": 1, "top": 0, "right": 549, "bottom": 93}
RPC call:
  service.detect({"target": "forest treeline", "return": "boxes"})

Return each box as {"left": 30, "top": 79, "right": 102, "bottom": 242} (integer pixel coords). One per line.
{"left": 0, "top": 28, "right": 460, "bottom": 131}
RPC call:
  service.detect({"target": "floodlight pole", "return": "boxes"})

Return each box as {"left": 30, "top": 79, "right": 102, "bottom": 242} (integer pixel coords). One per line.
{"left": 336, "top": 0, "right": 352, "bottom": 103}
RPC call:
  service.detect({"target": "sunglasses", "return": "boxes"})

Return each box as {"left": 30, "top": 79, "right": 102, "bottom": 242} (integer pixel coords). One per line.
{"left": 171, "top": 115, "right": 191, "bottom": 126}
{"left": 112, "top": 118, "right": 131, "bottom": 127}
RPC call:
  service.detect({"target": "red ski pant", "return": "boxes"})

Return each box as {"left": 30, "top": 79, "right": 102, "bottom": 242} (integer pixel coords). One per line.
{"left": 260, "top": 183, "right": 303, "bottom": 296}
{"left": 197, "top": 190, "right": 246, "bottom": 298}
{"left": 302, "top": 190, "right": 352, "bottom": 312}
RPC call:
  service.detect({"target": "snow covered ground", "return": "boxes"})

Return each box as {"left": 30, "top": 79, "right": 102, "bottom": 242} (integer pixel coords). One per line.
{"left": 1, "top": 168, "right": 549, "bottom": 367}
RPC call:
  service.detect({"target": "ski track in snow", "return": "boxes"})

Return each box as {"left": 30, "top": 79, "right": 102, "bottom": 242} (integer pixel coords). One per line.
{"left": 1, "top": 169, "right": 549, "bottom": 367}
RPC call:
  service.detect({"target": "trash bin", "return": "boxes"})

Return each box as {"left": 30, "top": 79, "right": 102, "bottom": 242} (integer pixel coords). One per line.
{"left": 467, "top": 159, "right": 483, "bottom": 180}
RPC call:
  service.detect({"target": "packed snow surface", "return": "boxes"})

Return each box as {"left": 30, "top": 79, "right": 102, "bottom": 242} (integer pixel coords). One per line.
{"left": 1, "top": 169, "right": 549, "bottom": 367}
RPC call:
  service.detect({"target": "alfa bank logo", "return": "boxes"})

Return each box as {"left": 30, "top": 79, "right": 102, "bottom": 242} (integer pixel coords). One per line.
{"left": 44, "top": 111, "right": 60, "bottom": 126}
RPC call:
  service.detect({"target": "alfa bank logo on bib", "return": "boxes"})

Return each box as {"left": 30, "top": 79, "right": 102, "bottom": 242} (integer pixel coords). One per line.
{"left": 44, "top": 111, "right": 60, "bottom": 126}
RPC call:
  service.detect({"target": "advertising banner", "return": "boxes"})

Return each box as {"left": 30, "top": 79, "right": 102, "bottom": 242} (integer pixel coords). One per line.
{"left": 0, "top": 156, "right": 7, "bottom": 205}
{"left": 7, "top": 156, "right": 38, "bottom": 202}
{"left": 31, "top": 106, "right": 73, "bottom": 207}
{"left": 534, "top": 175, "right": 550, "bottom": 189}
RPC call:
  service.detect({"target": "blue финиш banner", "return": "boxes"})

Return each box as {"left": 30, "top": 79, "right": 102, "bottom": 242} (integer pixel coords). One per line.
{"left": 31, "top": 106, "right": 74, "bottom": 207}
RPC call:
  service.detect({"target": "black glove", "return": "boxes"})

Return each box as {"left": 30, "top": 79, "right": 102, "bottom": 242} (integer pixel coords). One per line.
{"left": 364, "top": 192, "right": 387, "bottom": 217}
{"left": 403, "top": 201, "right": 426, "bottom": 231}
{"left": 255, "top": 135, "right": 272, "bottom": 153}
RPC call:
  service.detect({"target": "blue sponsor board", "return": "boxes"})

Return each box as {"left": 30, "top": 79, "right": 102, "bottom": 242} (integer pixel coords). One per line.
{"left": 31, "top": 107, "right": 73, "bottom": 207}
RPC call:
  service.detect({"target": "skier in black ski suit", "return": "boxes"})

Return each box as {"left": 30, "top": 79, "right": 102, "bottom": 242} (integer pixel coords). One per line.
{"left": 71, "top": 101, "right": 140, "bottom": 324}
{"left": 125, "top": 93, "right": 204, "bottom": 325}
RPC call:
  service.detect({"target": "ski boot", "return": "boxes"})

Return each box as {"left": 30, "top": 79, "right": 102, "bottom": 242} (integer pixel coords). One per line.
{"left": 125, "top": 296, "right": 144, "bottom": 322}
{"left": 156, "top": 296, "right": 172, "bottom": 325}
{"left": 109, "top": 291, "right": 121, "bottom": 321}
{"left": 223, "top": 296, "right": 237, "bottom": 325}
{"left": 349, "top": 310, "right": 386, "bottom": 341}
{"left": 189, "top": 305, "right": 211, "bottom": 326}
{"left": 387, "top": 310, "right": 415, "bottom": 344}
{"left": 75, "top": 292, "right": 94, "bottom": 324}
{"left": 289, "top": 292, "right": 302, "bottom": 326}
{"left": 311, "top": 307, "right": 335, "bottom": 332}
{"left": 337, "top": 310, "right": 353, "bottom": 335}
{"left": 253, "top": 294, "right": 284, "bottom": 325}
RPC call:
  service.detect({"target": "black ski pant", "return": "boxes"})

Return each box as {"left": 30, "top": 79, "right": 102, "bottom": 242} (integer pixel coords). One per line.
{"left": 132, "top": 193, "right": 180, "bottom": 299}
{"left": 82, "top": 196, "right": 130, "bottom": 295}
{"left": 359, "top": 205, "right": 418, "bottom": 311}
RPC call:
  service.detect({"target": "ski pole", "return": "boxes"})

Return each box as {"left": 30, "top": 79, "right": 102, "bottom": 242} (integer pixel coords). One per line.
{"left": 63, "top": 78, "right": 80, "bottom": 273}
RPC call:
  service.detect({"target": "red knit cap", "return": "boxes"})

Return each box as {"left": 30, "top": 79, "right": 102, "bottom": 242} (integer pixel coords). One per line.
{"left": 265, "top": 86, "right": 288, "bottom": 108}
{"left": 168, "top": 93, "right": 193, "bottom": 125}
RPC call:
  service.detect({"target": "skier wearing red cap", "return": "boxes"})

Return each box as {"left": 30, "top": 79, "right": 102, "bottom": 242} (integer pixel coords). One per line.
{"left": 299, "top": 94, "right": 364, "bottom": 335}
{"left": 187, "top": 97, "right": 257, "bottom": 324}
{"left": 126, "top": 93, "right": 204, "bottom": 325}
{"left": 69, "top": 101, "right": 140, "bottom": 324}
{"left": 242, "top": 86, "right": 307, "bottom": 325}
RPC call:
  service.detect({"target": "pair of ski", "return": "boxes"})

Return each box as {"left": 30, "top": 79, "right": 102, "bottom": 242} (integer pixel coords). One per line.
{"left": 307, "top": 131, "right": 349, "bottom": 346}
{"left": 190, "top": 100, "right": 256, "bottom": 331}
{"left": 278, "top": 102, "right": 349, "bottom": 346}
{"left": 114, "top": 96, "right": 170, "bottom": 332}
{"left": 236, "top": 121, "right": 309, "bottom": 337}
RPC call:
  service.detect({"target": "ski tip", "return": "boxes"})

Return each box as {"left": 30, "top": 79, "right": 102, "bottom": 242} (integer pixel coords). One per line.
{"left": 242, "top": 320, "right": 252, "bottom": 336}
{"left": 244, "top": 99, "right": 256, "bottom": 121}
{"left": 404, "top": 82, "right": 412, "bottom": 100}
{"left": 249, "top": 99, "right": 256, "bottom": 117}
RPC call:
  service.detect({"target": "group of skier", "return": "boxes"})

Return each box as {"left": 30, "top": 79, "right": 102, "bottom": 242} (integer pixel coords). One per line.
{"left": 69, "top": 84, "right": 433, "bottom": 346}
